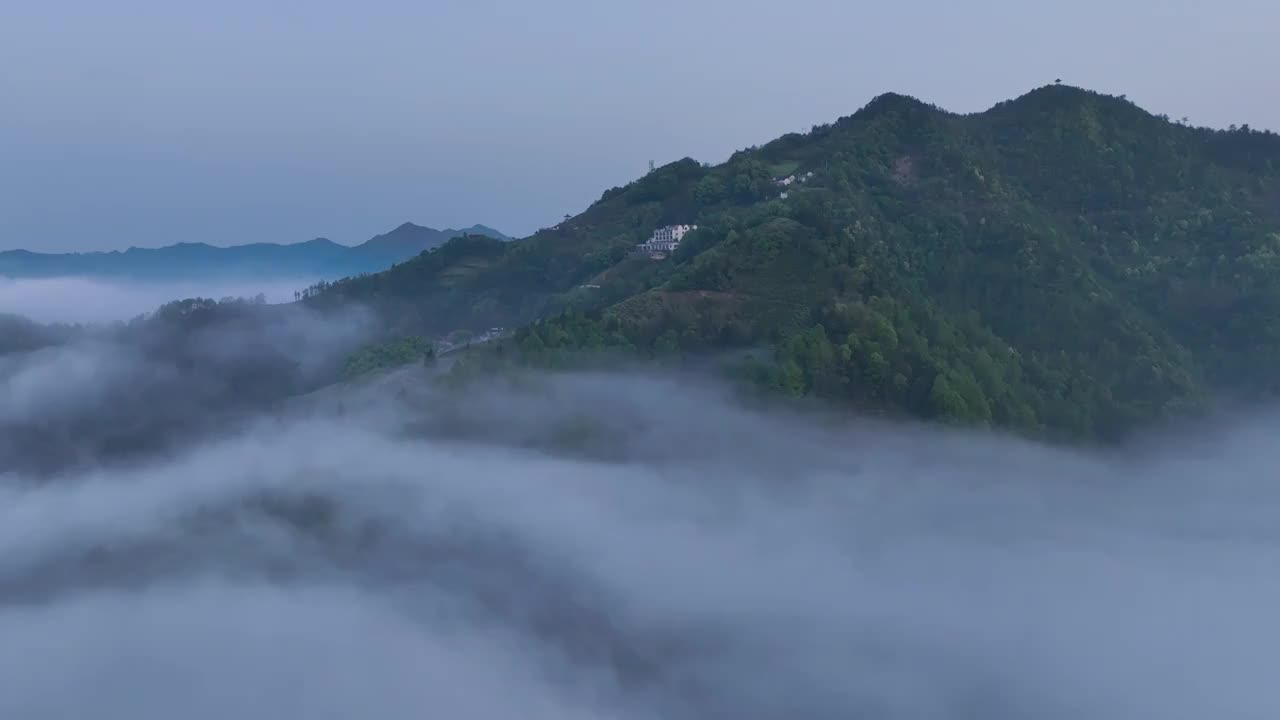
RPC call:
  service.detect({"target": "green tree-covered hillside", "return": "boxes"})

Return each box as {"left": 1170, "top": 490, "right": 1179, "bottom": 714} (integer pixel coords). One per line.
{"left": 310, "top": 85, "right": 1280, "bottom": 440}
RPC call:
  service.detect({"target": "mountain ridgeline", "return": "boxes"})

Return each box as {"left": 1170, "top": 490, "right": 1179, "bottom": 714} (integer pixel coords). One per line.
{"left": 307, "top": 85, "right": 1280, "bottom": 441}
{"left": 0, "top": 223, "right": 508, "bottom": 281}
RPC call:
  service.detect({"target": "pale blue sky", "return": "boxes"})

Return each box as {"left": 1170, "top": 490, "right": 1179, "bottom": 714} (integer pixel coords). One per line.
{"left": 2, "top": 0, "right": 1276, "bottom": 251}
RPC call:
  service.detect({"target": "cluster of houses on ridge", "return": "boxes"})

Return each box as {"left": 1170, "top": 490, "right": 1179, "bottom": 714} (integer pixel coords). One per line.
{"left": 775, "top": 171, "right": 814, "bottom": 199}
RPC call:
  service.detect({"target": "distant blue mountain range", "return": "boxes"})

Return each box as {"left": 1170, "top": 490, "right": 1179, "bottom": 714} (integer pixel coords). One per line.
{"left": 0, "top": 222, "right": 509, "bottom": 281}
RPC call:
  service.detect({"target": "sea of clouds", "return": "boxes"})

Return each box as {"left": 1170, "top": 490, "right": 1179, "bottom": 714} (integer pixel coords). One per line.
{"left": 1, "top": 307, "right": 1278, "bottom": 719}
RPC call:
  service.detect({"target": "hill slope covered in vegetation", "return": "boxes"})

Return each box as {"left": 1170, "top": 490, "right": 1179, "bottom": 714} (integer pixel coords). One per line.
{"left": 308, "top": 85, "right": 1280, "bottom": 440}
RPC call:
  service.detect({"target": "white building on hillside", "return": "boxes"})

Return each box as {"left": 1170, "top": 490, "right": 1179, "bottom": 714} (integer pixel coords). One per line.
{"left": 775, "top": 172, "right": 813, "bottom": 187}
{"left": 638, "top": 224, "right": 697, "bottom": 254}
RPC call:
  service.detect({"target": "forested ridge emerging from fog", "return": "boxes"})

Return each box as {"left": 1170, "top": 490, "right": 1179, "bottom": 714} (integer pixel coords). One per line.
{"left": 302, "top": 84, "right": 1280, "bottom": 441}
{"left": 10, "top": 85, "right": 1280, "bottom": 443}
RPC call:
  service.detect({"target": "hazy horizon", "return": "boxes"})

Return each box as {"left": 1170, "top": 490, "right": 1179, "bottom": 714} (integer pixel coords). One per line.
{"left": 0, "top": 220, "right": 509, "bottom": 254}
{"left": 0, "top": 276, "right": 310, "bottom": 324}
{"left": 4, "top": 0, "right": 1278, "bottom": 252}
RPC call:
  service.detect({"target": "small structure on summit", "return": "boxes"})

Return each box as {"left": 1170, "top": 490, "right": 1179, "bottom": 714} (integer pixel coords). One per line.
{"left": 637, "top": 224, "right": 698, "bottom": 256}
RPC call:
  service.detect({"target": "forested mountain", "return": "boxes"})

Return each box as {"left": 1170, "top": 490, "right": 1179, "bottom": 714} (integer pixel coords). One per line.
{"left": 0, "top": 222, "right": 508, "bottom": 281}
{"left": 307, "top": 85, "right": 1280, "bottom": 440}
{"left": 0, "top": 314, "right": 79, "bottom": 356}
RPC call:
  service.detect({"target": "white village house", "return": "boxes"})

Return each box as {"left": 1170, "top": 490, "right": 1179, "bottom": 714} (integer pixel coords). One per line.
{"left": 776, "top": 171, "right": 814, "bottom": 198}
{"left": 773, "top": 171, "right": 814, "bottom": 188}
{"left": 637, "top": 224, "right": 698, "bottom": 254}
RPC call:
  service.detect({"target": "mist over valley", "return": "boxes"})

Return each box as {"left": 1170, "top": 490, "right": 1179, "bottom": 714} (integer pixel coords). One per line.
{"left": 4, "top": 11, "right": 1280, "bottom": 712}
{"left": 4, "top": 320, "right": 1279, "bottom": 718}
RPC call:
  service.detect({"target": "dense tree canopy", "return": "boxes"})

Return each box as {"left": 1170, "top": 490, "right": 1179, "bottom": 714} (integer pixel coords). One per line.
{"left": 312, "top": 84, "right": 1280, "bottom": 441}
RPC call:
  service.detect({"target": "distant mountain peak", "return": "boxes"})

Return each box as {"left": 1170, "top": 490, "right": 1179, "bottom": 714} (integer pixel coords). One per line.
{"left": 994, "top": 83, "right": 1133, "bottom": 115}
{"left": 0, "top": 221, "right": 508, "bottom": 281}
{"left": 462, "top": 223, "right": 510, "bottom": 239}
{"left": 858, "top": 92, "right": 943, "bottom": 117}
{"left": 378, "top": 221, "right": 508, "bottom": 239}
{"left": 866, "top": 91, "right": 923, "bottom": 106}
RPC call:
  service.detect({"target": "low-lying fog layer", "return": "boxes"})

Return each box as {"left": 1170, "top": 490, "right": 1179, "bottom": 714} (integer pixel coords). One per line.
{"left": 0, "top": 300, "right": 374, "bottom": 475}
{"left": 0, "top": 276, "right": 310, "bottom": 324}
{"left": 2, "top": 359, "right": 1278, "bottom": 718}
